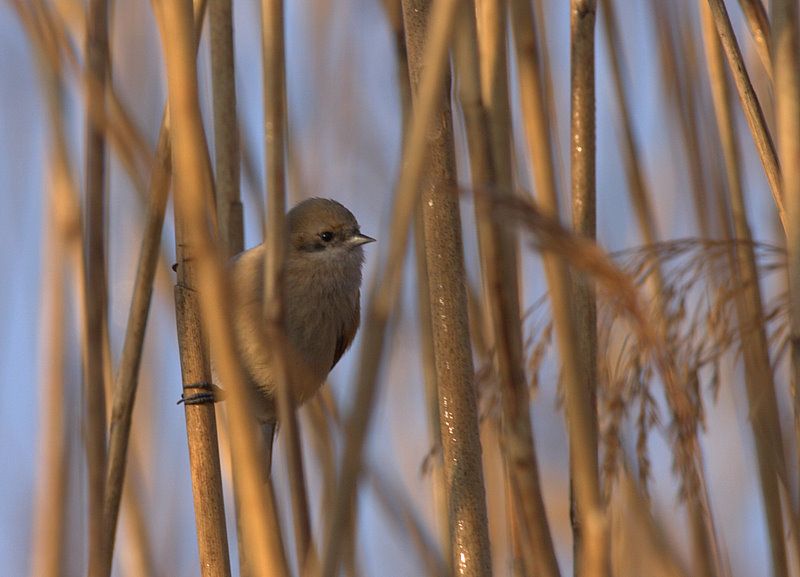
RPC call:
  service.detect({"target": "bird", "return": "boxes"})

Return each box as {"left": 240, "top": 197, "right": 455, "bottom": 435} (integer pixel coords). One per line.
{"left": 224, "top": 198, "right": 374, "bottom": 457}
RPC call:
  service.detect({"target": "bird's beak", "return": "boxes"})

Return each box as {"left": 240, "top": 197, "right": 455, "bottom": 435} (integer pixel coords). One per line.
{"left": 348, "top": 233, "right": 376, "bottom": 247}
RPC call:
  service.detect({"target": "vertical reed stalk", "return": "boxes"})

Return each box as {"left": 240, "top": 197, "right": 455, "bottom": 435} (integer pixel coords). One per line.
{"left": 403, "top": 1, "right": 492, "bottom": 574}
{"left": 103, "top": 5, "right": 207, "bottom": 574}
{"left": 509, "top": 1, "right": 607, "bottom": 574}
{"left": 400, "top": 0, "right": 451, "bottom": 563}
{"left": 705, "top": 0, "right": 784, "bottom": 231}
{"left": 154, "top": 2, "right": 291, "bottom": 575}
{"left": 207, "top": 0, "right": 251, "bottom": 573}
{"left": 570, "top": 3, "right": 602, "bottom": 575}
{"left": 261, "top": 0, "right": 313, "bottom": 571}
{"left": 700, "top": 5, "right": 789, "bottom": 576}
{"left": 210, "top": 0, "right": 243, "bottom": 259}
{"left": 319, "top": 0, "right": 460, "bottom": 574}
{"left": 413, "top": 209, "right": 451, "bottom": 567}
{"left": 772, "top": 0, "right": 800, "bottom": 512}
{"left": 460, "top": 1, "right": 559, "bottom": 576}
{"left": 383, "top": 0, "right": 450, "bottom": 559}
{"left": 83, "top": 2, "right": 110, "bottom": 575}
{"left": 153, "top": 2, "right": 230, "bottom": 575}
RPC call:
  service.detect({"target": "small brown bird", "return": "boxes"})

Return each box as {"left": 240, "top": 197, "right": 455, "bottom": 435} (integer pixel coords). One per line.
{"left": 228, "top": 198, "right": 374, "bottom": 436}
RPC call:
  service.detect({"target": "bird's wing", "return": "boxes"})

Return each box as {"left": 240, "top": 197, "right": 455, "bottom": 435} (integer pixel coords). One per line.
{"left": 331, "top": 293, "right": 360, "bottom": 370}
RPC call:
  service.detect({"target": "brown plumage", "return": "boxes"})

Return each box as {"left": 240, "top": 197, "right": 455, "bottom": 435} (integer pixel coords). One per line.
{"left": 229, "top": 198, "right": 374, "bottom": 424}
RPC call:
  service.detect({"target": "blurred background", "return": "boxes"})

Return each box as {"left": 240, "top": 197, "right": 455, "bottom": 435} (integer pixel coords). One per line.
{"left": 0, "top": 0, "right": 791, "bottom": 576}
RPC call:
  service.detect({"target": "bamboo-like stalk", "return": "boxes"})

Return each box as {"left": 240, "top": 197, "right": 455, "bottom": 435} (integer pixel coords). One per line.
{"left": 705, "top": 0, "right": 784, "bottom": 231}
{"left": 389, "top": 0, "right": 450, "bottom": 560}
{"left": 153, "top": 2, "right": 290, "bottom": 576}
{"left": 458, "top": 2, "right": 558, "bottom": 577}
{"left": 260, "top": 0, "right": 314, "bottom": 571}
{"left": 508, "top": 1, "right": 607, "bottom": 575}
{"left": 700, "top": 5, "right": 789, "bottom": 577}
{"left": 207, "top": 1, "right": 251, "bottom": 573}
{"left": 83, "top": 2, "right": 110, "bottom": 575}
{"left": 210, "top": 0, "right": 242, "bottom": 259}
{"left": 737, "top": 0, "right": 772, "bottom": 78}
{"left": 414, "top": 186, "right": 451, "bottom": 570}
{"left": 28, "top": 50, "right": 74, "bottom": 577}
{"left": 382, "top": 0, "right": 450, "bottom": 562}
{"left": 102, "top": 5, "right": 207, "bottom": 574}
{"left": 403, "top": 1, "right": 491, "bottom": 575}
{"left": 772, "top": 0, "right": 800, "bottom": 514}
{"left": 569, "top": 4, "right": 603, "bottom": 575}
{"left": 318, "top": 0, "right": 461, "bottom": 574}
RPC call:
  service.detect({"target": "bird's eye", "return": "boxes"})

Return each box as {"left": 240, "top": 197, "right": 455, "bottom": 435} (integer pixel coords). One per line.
{"left": 320, "top": 231, "right": 334, "bottom": 242}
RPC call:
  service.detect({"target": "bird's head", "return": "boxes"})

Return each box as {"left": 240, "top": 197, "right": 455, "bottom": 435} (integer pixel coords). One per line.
{"left": 288, "top": 198, "right": 374, "bottom": 266}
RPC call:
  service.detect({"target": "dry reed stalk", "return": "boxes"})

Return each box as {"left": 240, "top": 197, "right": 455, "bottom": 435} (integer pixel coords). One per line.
{"left": 153, "top": 2, "right": 292, "bottom": 576}
{"left": 700, "top": 5, "right": 789, "bottom": 576}
{"left": 509, "top": 1, "right": 606, "bottom": 575}
{"left": 207, "top": 1, "right": 251, "bottom": 573}
{"left": 318, "top": 0, "right": 461, "bottom": 574}
{"left": 737, "top": 0, "right": 772, "bottom": 78}
{"left": 82, "top": 2, "right": 110, "bottom": 575}
{"left": 260, "top": 0, "right": 314, "bottom": 571}
{"left": 102, "top": 5, "right": 208, "bottom": 572}
{"left": 705, "top": 0, "right": 785, "bottom": 231}
{"left": 415, "top": 164, "right": 451, "bottom": 567}
{"left": 382, "top": 2, "right": 449, "bottom": 557}
{"left": 210, "top": 0, "right": 243, "bottom": 259}
{"left": 28, "top": 53, "right": 76, "bottom": 577}
{"left": 403, "top": 1, "right": 492, "bottom": 575}
{"left": 458, "top": 2, "right": 558, "bottom": 576}
{"left": 772, "top": 0, "right": 800, "bottom": 512}
{"left": 569, "top": 3, "right": 605, "bottom": 575}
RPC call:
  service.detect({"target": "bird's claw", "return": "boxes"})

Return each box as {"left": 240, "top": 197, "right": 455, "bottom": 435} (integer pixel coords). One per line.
{"left": 178, "top": 382, "right": 226, "bottom": 406}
